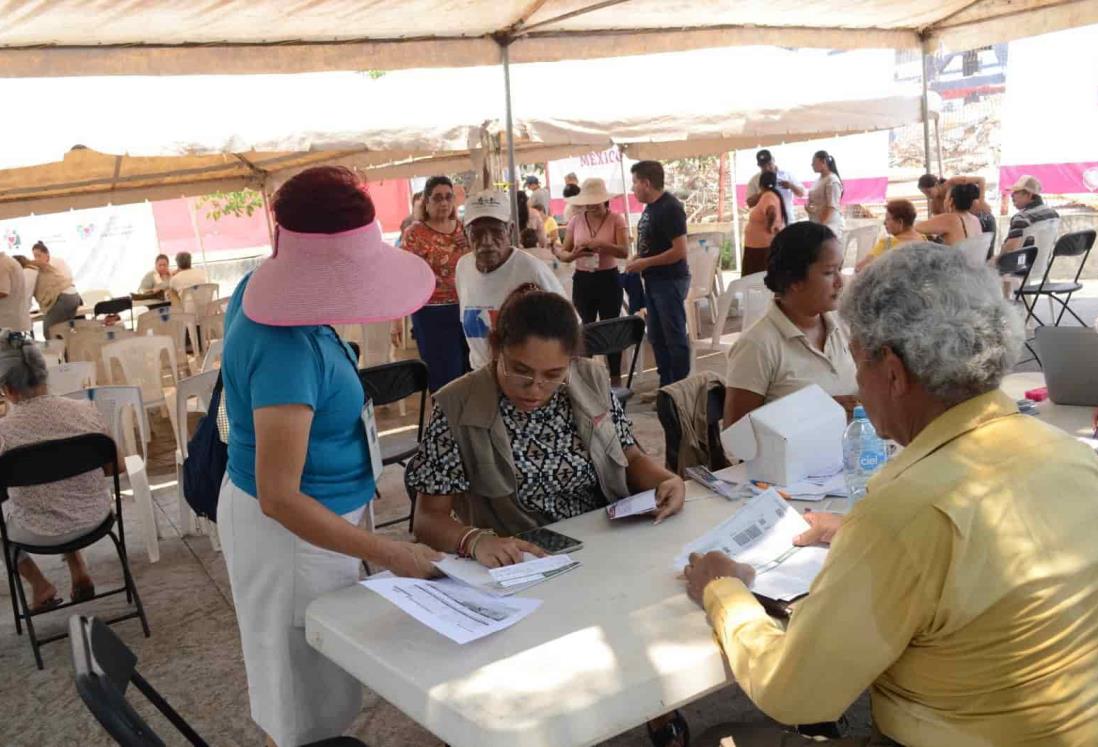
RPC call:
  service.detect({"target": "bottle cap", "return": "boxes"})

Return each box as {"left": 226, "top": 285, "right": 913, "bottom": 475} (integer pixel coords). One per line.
{"left": 853, "top": 405, "right": 867, "bottom": 420}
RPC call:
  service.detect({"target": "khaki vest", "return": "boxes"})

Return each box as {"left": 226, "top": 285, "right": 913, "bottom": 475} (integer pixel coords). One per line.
{"left": 432, "top": 357, "right": 630, "bottom": 536}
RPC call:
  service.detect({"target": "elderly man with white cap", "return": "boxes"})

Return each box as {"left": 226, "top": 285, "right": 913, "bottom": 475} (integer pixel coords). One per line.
{"left": 454, "top": 190, "right": 565, "bottom": 370}
{"left": 1001, "top": 174, "right": 1059, "bottom": 254}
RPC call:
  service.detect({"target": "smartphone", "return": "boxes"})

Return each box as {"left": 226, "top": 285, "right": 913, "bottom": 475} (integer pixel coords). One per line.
{"left": 515, "top": 527, "right": 584, "bottom": 555}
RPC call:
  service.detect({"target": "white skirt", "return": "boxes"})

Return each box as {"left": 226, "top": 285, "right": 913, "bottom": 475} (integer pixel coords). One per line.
{"left": 218, "top": 479, "right": 365, "bottom": 747}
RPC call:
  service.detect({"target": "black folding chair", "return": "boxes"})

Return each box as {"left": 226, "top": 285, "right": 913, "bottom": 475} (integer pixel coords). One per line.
{"left": 655, "top": 379, "right": 730, "bottom": 475}
{"left": 0, "top": 433, "right": 149, "bottom": 669}
{"left": 94, "top": 297, "right": 135, "bottom": 327}
{"left": 582, "top": 315, "right": 646, "bottom": 403}
{"left": 70, "top": 615, "right": 366, "bottom": 747}
{"left": 359, "top": 360, "right": 430, "bottom": 530}
{"left": 1016, "top": 229, "right": 1096, "bottom": 329}
{"left": 996, "top": 246, "right": 1040, "bottom": 365}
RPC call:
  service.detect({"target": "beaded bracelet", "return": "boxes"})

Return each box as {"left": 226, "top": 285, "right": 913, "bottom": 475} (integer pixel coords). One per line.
{"left": 467, "top": 529, "right": 497, "bottom": 561}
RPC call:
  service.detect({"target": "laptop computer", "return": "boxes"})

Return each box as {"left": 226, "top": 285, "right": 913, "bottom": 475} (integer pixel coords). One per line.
{"left": 1035, "top": 327, "right": 1098, "bottom": 406}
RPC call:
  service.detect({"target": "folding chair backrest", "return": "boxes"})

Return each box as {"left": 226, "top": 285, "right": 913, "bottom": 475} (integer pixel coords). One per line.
{"left": 1044, "top": 230, "right": 1096, "bottom": 284}
{"left": 80, "top": 290, "right": 112, "bottom": 308}
{"left": 70, "top": 615, "right": 207, "bottom": 747}
{"left": 101, "top": 336, "right": 178, "bottom": 406}
{"left": 47, "top": 361, "right": 96, "bottom": 395}
{"left": 358, "top": 360, "right": 429, "bottom": 407}
{"left": 0, "top": 433, "right": 116, "bottom": 488}
{"left": 956, "top": 233, "right": 994, "bottom": 270}
{"left": 175, "top": 371, "right": 219, "bottom": 460}
{"left": 180, "top": 284, "right": 219, "bottom": 316}
{"left": 1021, "top": 217, "right": 1061, "bottom": 279}
{"left": 583, "top": 316, "right": 646, "bottom": 357}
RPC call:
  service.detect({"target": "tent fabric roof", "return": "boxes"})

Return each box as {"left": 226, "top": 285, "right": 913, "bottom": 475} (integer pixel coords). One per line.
{"left": 1, "top": 0, "right": 1094, "bottom": 76}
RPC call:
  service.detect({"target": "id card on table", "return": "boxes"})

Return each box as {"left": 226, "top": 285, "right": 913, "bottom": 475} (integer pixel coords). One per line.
{"left": 362, "top": 399, "right": 384, "bottom": 477}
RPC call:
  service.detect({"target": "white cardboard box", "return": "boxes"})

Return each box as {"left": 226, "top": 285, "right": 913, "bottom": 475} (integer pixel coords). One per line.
{"left": 720, "top": 384, "right": 846, "bottom": 485}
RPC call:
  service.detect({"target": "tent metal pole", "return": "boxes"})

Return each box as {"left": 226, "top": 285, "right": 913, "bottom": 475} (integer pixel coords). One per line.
{"left": 617, "top": 145, "right": 633, "bottom": 251}
{"left": 501, "top": 41, "right": 520, "bottom": 245}
{"left": 921, "top": 50, "right": 932, "bottom": 175}
{"left": 934, "top": 116, "right": 944, "bottom": 175}
{"left": 729, "top": 154, "right": 742, "bottom": 275}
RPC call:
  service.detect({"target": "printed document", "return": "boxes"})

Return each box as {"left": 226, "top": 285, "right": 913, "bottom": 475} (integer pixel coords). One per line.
{"left": 607, "top": 490, "right": 658, "bottom": 518}
{"left": 674, "top": 489, "right": 828, "bottom": 601}
{"left": 361, "top": 576, "right": 541, "bottom": 644}
{"left": 434, "top": 553, "right": 579, "bottom": 596}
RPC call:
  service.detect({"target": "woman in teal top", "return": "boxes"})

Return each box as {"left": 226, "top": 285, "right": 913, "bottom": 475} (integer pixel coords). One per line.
{"left": 217, "top": 166, "right": 439, "bottom": 747}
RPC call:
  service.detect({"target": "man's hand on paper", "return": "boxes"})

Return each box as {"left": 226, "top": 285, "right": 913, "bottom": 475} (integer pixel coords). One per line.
{"left": 793, "top": 511, "right": 843, "bottom": 546}
{"left": 653, "top": 476, "right": 686, "bottom": 524}
{"left": 474, "top": 536, "right": 547, "bottom": 568}
{"left": 683, "top": 551, "right": 755, "bottom": 607}
{"left": 381, "top": 541, "right": 443, "bottom": 579}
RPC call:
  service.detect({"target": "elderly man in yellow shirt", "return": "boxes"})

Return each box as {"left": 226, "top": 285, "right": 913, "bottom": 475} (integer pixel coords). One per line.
{"left": 684, "top": 242, "right": 1098, "bottom": 747}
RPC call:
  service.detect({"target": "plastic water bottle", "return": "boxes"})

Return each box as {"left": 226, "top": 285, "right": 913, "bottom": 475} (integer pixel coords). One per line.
{"left": 843, "top": 405, "right": 888, "bottom": 504}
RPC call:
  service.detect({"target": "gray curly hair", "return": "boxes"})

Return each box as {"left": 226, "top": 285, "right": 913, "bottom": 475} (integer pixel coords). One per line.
{"left": 0, "top": 330, "right": 49, "bottom": 394}
{"left": 840, "top": 243, "right": 1024, "bottom": 404}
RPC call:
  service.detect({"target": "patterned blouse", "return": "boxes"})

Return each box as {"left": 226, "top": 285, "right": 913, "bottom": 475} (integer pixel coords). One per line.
{"left": 401, "top": 220, "right": 470, "bottom": 305}
{"left": 406, "top": 389, "right": 636, "bottom": 522}
{"left": 0, "top": 395, "right": 111, "bottom": 536}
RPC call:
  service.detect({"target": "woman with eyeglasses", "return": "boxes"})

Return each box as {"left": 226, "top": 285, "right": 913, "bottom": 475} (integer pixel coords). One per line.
{"left": 407, "top": 286, "right": 686, "bottom": 568}
{"left": 401, "top": 175, "right": 472, "bottom": 391}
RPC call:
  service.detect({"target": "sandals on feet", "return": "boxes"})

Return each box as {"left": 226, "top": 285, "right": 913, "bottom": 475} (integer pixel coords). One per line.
{"left": 647, "top": 709, "right": 690, "bottom": 747}
{"left": 30, "top": 596, "right": 62, "bottom": 614}
{"left": 71, "top": 582, "right": 95, "bottom": 604}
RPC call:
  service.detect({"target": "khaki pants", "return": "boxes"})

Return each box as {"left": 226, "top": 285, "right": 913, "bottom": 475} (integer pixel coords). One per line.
{"left": 699, "top": 724, "right": 901, "bottom": 746}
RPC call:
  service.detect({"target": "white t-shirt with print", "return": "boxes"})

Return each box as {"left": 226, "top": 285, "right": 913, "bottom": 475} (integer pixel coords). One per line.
{"left": 455, "top": 248, "right": 566, "bottom": 369}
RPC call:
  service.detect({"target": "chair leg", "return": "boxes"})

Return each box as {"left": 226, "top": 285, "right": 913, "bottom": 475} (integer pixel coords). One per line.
{"left": 11, "top": 564, "right": 44, "bottom": 669}
{"left": 1051, "top": 292, "right": 1087, "bottom": 327}
{"left": 125, "top": 455, "right": 160, "bottom": 564}
{"left": 5, "top": 546, "right": 22, "bottom": 635}
{"left": 109, "top": 531, "right": 151, "bottom": 638}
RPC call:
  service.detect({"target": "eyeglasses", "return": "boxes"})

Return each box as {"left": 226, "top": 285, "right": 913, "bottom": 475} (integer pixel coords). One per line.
{"left": 498, "top": 357, "right": 569, "bottom": 391}
{"left": 429, "top": 192, "right": 455, "bottom": 203}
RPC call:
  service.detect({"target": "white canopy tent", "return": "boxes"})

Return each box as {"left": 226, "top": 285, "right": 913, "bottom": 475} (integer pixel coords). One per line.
{"left": 0, "top": 47, "right": 938, "bottom": 219}
{"left": 1, "top": 0, "right": 1093, "bottom": 76}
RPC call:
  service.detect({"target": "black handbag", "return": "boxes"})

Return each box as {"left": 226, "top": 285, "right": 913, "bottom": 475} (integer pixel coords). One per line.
{"left": 182, "top": 373, "right": 228, "bottom": 522}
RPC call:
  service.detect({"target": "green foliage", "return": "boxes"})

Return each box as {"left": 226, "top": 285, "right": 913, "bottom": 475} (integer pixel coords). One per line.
{"left": 367, "top": 70, "right": 386, "bottom": 80}
{"left": 197, "top": 190, "right": 264, "bottom": 221}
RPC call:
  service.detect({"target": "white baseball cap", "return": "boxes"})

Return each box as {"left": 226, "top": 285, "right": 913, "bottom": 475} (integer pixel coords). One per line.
{"left": 1009, "top": 175, "right": 1042, "bottom": 194}
{"left": 462, "top": 190, "right": 512, "bottom": 226}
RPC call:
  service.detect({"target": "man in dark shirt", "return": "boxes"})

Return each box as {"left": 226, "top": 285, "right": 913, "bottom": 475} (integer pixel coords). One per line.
{"left": 625, "top": 160, "right": 691, "bottom": 386}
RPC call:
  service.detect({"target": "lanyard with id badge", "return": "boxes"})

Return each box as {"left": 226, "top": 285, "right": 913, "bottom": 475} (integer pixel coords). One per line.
{"left": 330, "top": 327, "right": 385, "bottom": 479}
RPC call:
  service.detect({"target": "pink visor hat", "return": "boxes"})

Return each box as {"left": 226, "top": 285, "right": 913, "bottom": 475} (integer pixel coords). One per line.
{"left": 243, "top": 221, "right": 436, "bottom": 327}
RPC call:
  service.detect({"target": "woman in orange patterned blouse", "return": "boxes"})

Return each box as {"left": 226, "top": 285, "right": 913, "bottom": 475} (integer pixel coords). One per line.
{"left": 401, "top": 176, "right": 472, "bottom": 391}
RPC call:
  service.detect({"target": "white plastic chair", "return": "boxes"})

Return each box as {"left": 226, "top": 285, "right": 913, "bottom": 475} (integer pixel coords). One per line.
{"left": 171, "top": 370, "right": 220, "bottom": 548}
{"left": 957, "top": 233, "right": 995, "bottom": 270}
{"left": 137, "top": 307, "right": 199, "bottom": 371}
{"left": 46, "top": 361, "right": 95, "bottom": 395}
{"left": 688, "top": 231, "right": 727, "bottom": 301}
{"left": 205, "top": 297, "right": 230, "bottom": 317}
{"left": 35, "top": 339, "right": 65, "bottom": 366}
{"left": 333, "top": 323, "right": 403, "bottom": 414}
{"left": 197, "top": 313, "right": 225, "bottom": 353}
{"left": 844, "top": 224, "right": 881, "bottom": 268}
{"left": 63, "top": 385, "right": 160, "bottom": 563}
{"left": 48, "top": 318, "right": 103, "bottom": 342}
{"left": 201, "top": 338, "right": 224, "bottom": 372}
{"left": 708, "top": 272, "right": 770, "bottom": 354}
{"left": 686, "top": 240, "right": 721, "bottom": 343}
{"left": 65, "top": 326, "right": 135, "bottom": 383}
{"left": 1020, "top": 217, "right": 1062, "bottom": 280}
{"left": 79, "top": 289, "right": 112, "bottom": 307}
{"left": 100, "top": 336, "right": 180, "bottom": 442}
{"left": 179, "top": 283, "right": 219, "bottom": 316}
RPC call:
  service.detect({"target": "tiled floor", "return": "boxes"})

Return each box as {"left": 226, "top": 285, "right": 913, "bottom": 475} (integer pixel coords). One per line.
{"left": 2, "top": 284, "right": 1094, "bottom": 746}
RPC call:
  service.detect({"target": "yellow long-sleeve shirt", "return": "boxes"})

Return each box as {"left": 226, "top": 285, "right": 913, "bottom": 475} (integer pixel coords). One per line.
{"left": 704, "top": 391, "right": 1098, "bottom": 746}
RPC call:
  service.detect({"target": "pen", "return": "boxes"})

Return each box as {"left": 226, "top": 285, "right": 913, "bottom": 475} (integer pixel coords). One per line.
{"left": 750, "top": 480, "right": 794, "bottom": 501}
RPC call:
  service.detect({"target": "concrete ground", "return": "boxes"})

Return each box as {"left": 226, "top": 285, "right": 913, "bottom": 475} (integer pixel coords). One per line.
{"left": 2, "top": 280, "right": 1094, "bottom": 747}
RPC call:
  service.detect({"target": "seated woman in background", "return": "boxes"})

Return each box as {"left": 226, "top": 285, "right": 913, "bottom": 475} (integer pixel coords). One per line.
{"left": 724, "top": 222, "right": 858, "bottom": 427}
{"left": 742, "top": 170, "right": 787, "bottom": 276}
{"left": 409, "top": 287, "right": 686, "bottom": 563}
{"left": 138, "top": 253, "right": 172, "bottom": 293}
{"left": 855, "top": 199, "right": 924, "bottom": 272}
{"left": 0, "top": 331, "right": 116, "bottom": 611}
{"left": 915, "top": 183, "right": 983, "bottom": 246}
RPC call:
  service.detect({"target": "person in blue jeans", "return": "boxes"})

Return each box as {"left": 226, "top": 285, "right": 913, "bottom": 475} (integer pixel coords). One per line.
{"left": 625, "top": 160, "right": 692, "bottom": 387}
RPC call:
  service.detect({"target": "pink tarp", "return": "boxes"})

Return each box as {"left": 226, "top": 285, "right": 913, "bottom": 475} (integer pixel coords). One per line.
{"left": 998, "top": 162, "right": 1098, "bottom": 195}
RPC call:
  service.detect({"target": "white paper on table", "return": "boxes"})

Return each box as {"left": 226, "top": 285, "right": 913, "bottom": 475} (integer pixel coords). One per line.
{"left": 489, "top": 554, "right": 578, "bottom": 585}
{"left": 607, "top": 489, "right": 659, "bottom": 519}
{"left": 434, "top": 553, "right": 579, "bottom": 595}
{"left": 673, "top": 489, "right": 827, "bottom": 601}
{"left": 361, "top": 576, "right": 541, "bottom": 644}
{"left": 783, "top": 472, "right": 849, "bottom": 500}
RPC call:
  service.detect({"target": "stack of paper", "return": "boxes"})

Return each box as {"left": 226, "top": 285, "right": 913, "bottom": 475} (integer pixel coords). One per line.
{"left": 782, "top": 471, "right": 849, "bottom": 501}
{"left": 606, "top": 489, "right": 658, "bottom": 518}
{"left": 685, "top": 466, "right": 757, "bottom": 501}
{"left": 361, "top": 576, "right": 541, "bottom": 644}
{"left": 674, "top": 489, "right": 828, "bottom": 601}
{"left": 434, "top": 553, "right": 579, "bottom": 596}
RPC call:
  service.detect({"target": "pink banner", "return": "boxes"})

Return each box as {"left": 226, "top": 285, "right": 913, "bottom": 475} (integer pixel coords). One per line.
{"left": 998, "top": 162, "right": 1098, "bottom": 195}
{"left": 734, "top": 177, "right": 888, "bottom": 208}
